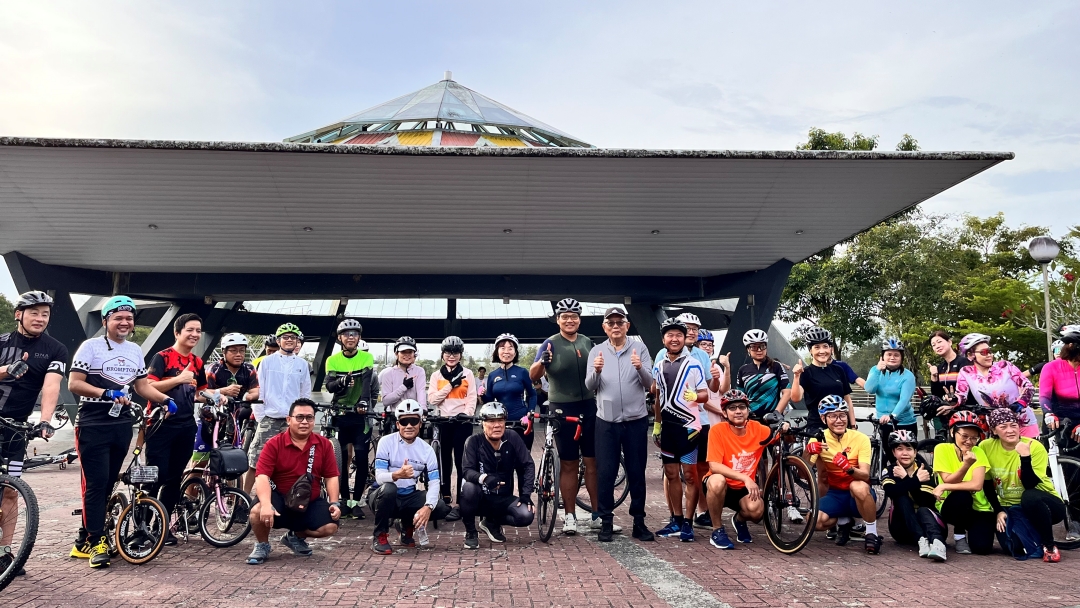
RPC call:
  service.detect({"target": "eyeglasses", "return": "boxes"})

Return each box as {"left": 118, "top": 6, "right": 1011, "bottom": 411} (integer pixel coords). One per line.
{"left": 558, "top": 314, "right": 580, "bottom": 321}
{"left": 397, "top": 417, "right": 422, "bottom": 427}
{"left": 974, "top": 348, "right": 993, "bottom": 356}
{"left": 824, "top": 413, "right": 847, "bottom": 421}
{"left": 604, "top": 320, "right": 627, "bottom": 327}
{"left": 290, "top": 414, "right": 315, "bottom": 422}
{"left": 725, "top": 404, "right": 749, "bottom": 411}
{"left": 278, "top": 335, "right": 299, "bottom": 342}
{"left": 748, "top": 344, "right": 767, "bottom": 351}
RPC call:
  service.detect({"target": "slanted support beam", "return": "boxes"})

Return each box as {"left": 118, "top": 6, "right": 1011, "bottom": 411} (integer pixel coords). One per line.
{"left": 719, "top": 260, "right": 794, "bottom": 370}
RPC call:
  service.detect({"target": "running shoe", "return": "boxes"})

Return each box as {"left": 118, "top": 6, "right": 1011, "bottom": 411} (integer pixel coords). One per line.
{"left": 589, "top": 517, "right": 622, "bottom": 533}
{"left": 928, "top": 539, "right": 947, "bottom": 562}
{"left": 280, "top": 531, "right": 313, "bottom": 556}
{"left": 655, "top": 517, "right": 682, "bottom": 538}
{"left": 679, "top": 519, "right": 695, "bottom": 542}
{"left": 479, "top": 519, "right": 506, "bottom": 543}
{"left": 1044, "top": 546, "right": 1061, "bottom": 563}
{"left": 864, "top": 532, "right": 882, "bottom": 555}
{"left": 70, "top": 539, "right": 92, "bottom": 559}
{"left": 835, "top": 522, "right": 853, "bottom": 546}
{"left": 562, "top": 512, "right": 578, "bottom": 536}
{"left": 246, "top": 541, "right": 271, "bottom": 565}
{"left": 693, "top": 512, "right": 712, "bottom": 529}
{"left": 464, "top": 530, "right": 479, "bottom": 550}
{"left": 786, "top": 506, "right": 805, "bottom": 523}
{"left": 372, "top": 533, "right": 393, "bottom": 555}
{"left": 917, "top": 537, "right": 930, "bottom": 558}
{"left": 731, "top": 514, "right": 752, "bottom": 544}
{"left": 88, "top": 536, "right": 111, "bottom": 569}
{"left": 954, "top": 537, "right": 971, "bottom": 554}
{"left": 400, "top": 526, "right": 416, "bottom": 548}
{"left": 709, "top": 527, "right": 734, "bottom": 550}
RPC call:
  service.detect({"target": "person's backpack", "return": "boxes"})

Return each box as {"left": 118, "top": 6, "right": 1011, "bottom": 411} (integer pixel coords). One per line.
{"left": 996, "top": 506, "right": 1044, "bottom": 560}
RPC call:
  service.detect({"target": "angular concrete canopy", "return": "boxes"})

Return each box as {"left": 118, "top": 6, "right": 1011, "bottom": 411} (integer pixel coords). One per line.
{"left": 0, "top": 137, "right": 1011, "bottom": 278}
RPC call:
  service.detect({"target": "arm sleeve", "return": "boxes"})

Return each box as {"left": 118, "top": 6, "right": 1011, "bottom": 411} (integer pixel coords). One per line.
{"left": 373, "top": 437, "right": 394, "bottom": 485}
{"left": 1040, "top": 364, "right": 1056, "bottom": 413}
{"left": 524, "top": 371, "right": 537, "bottom": 412}
{"left": 893, "top": 371, "right": 916, "bottom": 418}
{"left": 416, "top": 369, "right": 428, "bottom": 409}
{"left": 1019, "top": 455, "right": 1039, "bottom": 490}
{"left": 146, "top": 353, "right": 166, "bottom": 382}
{"left": 325, "top": 372, "right": 347, "bottom": 395}
{"left": 777, "top": 363, "right": 790, "bottom": 390}
{"left": 955, "top": 369, "right": 971, "bottom": 406}
{"left": 1010, "top": 362, "right": 1034, "bottom": 405}
{"left": 379, "top": 369, "right": 403, "bottom": 409}
{"left": 481, "top": 373, "right": 494, "bottom": 404}
{"left": 461, "top": 435, "right": 483, "bottom": 485}
{"left": 425, "top": 446, "right": 441, "bottom": 507}
{"left": 427, "top": 372, "right": 447, "bottom": 407}
{"left": 464, "top": 370, "right": 478, "bottom": 408}
{"left": 300, "top": 365, "right": 312, "bottom": 399}
{"left": 984, "top": 478, "right": 1003, "bottom": 513}
{"left": 367, "top": 369, "right": 380, "bottom": 404}
{"left": 584, "top": 346, "right": 600, "bottom": 392}
{"left": 881, "top": 473, "right": 904, "bottom": 498}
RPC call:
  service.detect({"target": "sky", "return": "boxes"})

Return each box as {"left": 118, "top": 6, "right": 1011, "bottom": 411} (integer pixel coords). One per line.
{"left": 1, "top": 1, "right": 1078, "bottom": 318}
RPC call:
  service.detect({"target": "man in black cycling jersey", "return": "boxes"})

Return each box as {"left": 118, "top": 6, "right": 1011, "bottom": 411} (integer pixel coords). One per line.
{"left": 529, "top": 298, "right": 602, "bottom": 536}
{"left": 0, "top": 291, "right": 69, "bottom": 576}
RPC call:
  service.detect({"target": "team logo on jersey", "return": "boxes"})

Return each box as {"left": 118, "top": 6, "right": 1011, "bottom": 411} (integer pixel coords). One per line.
{"left": 101, "top": 356, "right": 140, "bottom": 384}
{"left": 47, "top": 361, "right": 66, "bottom": 373}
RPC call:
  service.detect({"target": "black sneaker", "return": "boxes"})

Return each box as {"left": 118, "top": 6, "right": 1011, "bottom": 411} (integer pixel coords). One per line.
{"left": 693, "top": 513, "right": 713, "bottom": 529}
{"left": 445, "top": 507, "right": 462, "bottom": 522}
{"left": 88, "top": 535, "right": 111, "bottom": 569}
{"left": 850, "top": 522, "right": 866, "bottom": 538}
{"left": 864, "top": 532, "right": 882, "bottom": 555}
{"left": 632, "top": 519, "right": 655, "bottom": 542}
{"left": 352, "top": 505, "right": 366, "bottom": 520}
{"left": 478, "top": 519, "right": 506, "bottom": 543}
{"left": 598, "top": 520, "right": 614, "bottom": 543}
{"left": 825, "top": 525, "right": 837, "bottom": 540}
{"left": 372, "top": 533, "right": 393, "bottom": 555}
{"left": 835, "top": 522, "right": 853, "bottom": 546}
{"left": 464, "top": 530, "right": 479, "bottom": 550}
{"left": 163, "top": 531, "right": 178, "bottom": 547}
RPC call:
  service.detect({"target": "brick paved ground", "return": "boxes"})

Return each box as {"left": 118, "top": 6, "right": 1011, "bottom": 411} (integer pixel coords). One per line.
{"left": 7, "top": 425, "right": 1080, "bottom": 608}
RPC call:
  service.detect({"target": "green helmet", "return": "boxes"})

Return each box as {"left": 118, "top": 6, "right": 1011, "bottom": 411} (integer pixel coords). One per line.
{"left": 101, "top": 295, "right": 136, "bottom": 319}
{"left": 275, "top": 323, "right": 303, "bottom": 340}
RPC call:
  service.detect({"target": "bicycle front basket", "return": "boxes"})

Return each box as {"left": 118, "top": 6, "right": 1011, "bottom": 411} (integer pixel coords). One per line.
{"left": 129, "top": 465, "right": 159, "bottom": 484}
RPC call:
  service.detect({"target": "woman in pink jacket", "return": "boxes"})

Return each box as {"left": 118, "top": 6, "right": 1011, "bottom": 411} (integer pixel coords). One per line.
{"left": 955, "top": 333, "right": 1037, "bottom": 438}
{"left": 427, "top": 336, "right": 477, "bottom": 520}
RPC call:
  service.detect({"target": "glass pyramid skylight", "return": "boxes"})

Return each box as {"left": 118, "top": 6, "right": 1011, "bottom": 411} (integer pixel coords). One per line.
{"left": 285, "top": 73, "right": 593, "bottom": 148}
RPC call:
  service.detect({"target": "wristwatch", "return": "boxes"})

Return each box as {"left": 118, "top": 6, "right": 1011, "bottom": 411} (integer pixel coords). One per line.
{"left": 330, "top": 501, "right": 341, "bottom": 509}
{"left": 425, "top": 503, "right": 436, "bottom": 510}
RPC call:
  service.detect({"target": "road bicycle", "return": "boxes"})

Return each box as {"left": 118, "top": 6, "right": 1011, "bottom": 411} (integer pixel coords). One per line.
{"left": 0, "top": 416, "right": 47, "bottom": 590}
{"left": 757, "top": 415, "right": 820, "bottom": 554}
{"left": 422, "top": 412, "right": 476, "bottom": 529}
{"left": 856, "top": 414, "right": 896, "bottom": 520}
{"left": 530, "top": 410, "right": 580, "bottom": 542}
{"left": 1040, "top": 418, "right": 1080, "bottom": 550}
{"left": 176, "top": 394, "right": 252, "bottom": 548}
{"left": 574, "top": 453, "right": 628, "bottom": 514}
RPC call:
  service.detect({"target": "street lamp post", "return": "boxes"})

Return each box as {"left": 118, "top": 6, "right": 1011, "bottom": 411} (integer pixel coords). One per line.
{"left": 1028, "top": 236, "right": 1061, "bottom": 360}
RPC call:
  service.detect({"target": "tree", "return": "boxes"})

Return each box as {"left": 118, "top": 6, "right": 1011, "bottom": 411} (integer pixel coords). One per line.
{"left": 0, "top": 295, "right": 13, "bottom": 335}
{"left": 797, "top": 128, "right": 879, "bottom": 151}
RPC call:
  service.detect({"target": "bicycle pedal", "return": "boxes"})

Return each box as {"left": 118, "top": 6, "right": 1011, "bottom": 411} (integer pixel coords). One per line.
{"left": 72, "top": 509, "right": 83, "bottom": 516}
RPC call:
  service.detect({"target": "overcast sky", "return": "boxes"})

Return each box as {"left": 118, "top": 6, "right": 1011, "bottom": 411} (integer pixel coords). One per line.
{"left": 1, "top": 1, "right": 1078, "bottom": 305}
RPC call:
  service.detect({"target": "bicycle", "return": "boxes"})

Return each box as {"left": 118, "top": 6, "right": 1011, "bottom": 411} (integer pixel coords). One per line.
{"left": 176, "top": 394, "right": 252, "bottom": 548}
{"left": 530, "top": 410, "right": 580, "bottom": 542}
{"left": 0, "top": 416, "right": 48, "bottom": 590}
{"left": 21, "top": 409, "right": 77, "bottom": 473}
{"left": 757, "top": 415, "right": 820, "bottom": 554}
{"left": 574, "top": 454, "right": 628, "bottom": 514}
{"left": 855, "top": 414, "right": 896, "bottom": 520}
{"left": 361, "top": 410, "right": 388, "bottom": 502}
{"left": 421, "top": 412, "right": 477, "bottom": 530}
{"left": 1040, "top": 418, "right": 1080, "bottom": 549}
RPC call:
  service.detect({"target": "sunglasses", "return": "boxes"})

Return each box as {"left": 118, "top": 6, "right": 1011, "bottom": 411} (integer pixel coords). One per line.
{"left": 340, "top": 331, "right": 360, "bottom": 338}
{"left": 397, "top": 417, "right": 422, "bottom": 427}
{"left": 291, "top": 414, "right": 315, "bottom": 422}
{"left": 748, "top": 344, "right": 767, "bottom": 351}
{"left": 974, "top": 348, "right": 993, "bottom": 356}
{"left": 604, "top": 320, "right": 627, "bottom": 327}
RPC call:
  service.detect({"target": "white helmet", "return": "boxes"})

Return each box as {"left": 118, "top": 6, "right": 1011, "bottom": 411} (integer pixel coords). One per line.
{"left": 676, "top": 312, "right": 701, "bottom": 326}
{"left": 358, "top": 339, "right": 369, "bottom": 352}
{"left": 478, "top": 401, "right": 507, "bottom": 420}
{"left": 742, "top": 329, "right": 769, "bottom": 347}
{"left": 554, "top": 298, "right": 582, "bottom": 315}
{"left": 221, "top": 333, "right": 248, "bottom": 349}
{"left": 336, "top": 318, "right": 363, "bottom": 336}
{"left": 394, "top": 399, "right": 424, "bottom": 418}
{"left": 958, "top": 333, "right": 991, "bottom": 358}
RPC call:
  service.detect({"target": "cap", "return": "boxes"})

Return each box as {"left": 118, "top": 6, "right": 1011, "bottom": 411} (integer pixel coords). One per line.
{"left": 395, "top": 343, "right": 417, "bottom": 353}
{"left": 603, "top": 306, "right": 628, "bottom": 320}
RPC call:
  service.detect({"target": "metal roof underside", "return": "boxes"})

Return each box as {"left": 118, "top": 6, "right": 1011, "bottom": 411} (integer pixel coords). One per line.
{"left": 0, "top": 137, "right": 1012, "bottom": 277}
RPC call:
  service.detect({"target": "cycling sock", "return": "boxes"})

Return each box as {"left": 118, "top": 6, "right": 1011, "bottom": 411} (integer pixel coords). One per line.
{"left": 837, "top": 517, "right": 852, "bottom": 526}
{"left": 864, "top": 521, "right": 878, "bottom": 536}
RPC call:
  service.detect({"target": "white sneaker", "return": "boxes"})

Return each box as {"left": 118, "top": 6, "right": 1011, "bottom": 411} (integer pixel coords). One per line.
{"left": 786, "top": 506, "right": 805, "bottom": 523}
{"left": 562, "top": 513, "right": 577, "bottom": 536}
{"left": 928, "top": 539, "right": 947, "bottom": 562}
{"left": 588, "top": 517, "right": 622, "bottom": 533}
{"left": 917, "top": 537, "right": 930, "bottom": 558}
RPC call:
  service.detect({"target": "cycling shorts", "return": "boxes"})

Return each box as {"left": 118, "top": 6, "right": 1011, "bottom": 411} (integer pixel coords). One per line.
{"left": 0, "top": 420, "right": 29, "bottom": 477}
{"left": 660, "top": 422, "right": 698, "bottom": 465}
{"left": 818, "top": 487, "right": 876, "bottom": 519}
{"left": 552, "top": 399, "right": 596, "bottom": 460}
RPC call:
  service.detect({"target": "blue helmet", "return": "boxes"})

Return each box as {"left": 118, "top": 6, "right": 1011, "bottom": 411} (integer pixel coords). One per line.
{"left": 101, "top": 295, "right": 136, "bottom": 319}
{"left": 881, "top": 337, "right": 904, "bottom": 352}
{"left": 697, "top": 328, "right": 714, "bottom": 343}
{"left": 817, "top": 395, "right": 848, "bottom": 415}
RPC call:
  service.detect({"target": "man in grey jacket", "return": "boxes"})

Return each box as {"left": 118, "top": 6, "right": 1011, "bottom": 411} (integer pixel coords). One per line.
{"left": 584, "top": 307, "right": 655, "bottom": 542}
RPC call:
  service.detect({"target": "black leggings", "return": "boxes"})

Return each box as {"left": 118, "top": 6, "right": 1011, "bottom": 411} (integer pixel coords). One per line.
{"left": 75, "top": 423, "right": 132, "bottom": 539}
{"left": 458, "top": 481, "right": 534, "bottom": 533}
{"left": 438, "top": 419, "right": 472, "bottom": 502}
{"left": 1020, "top": 488, "right": 1066, "bottom": 550}
{"left": 888, "top": 493, "right": 945, "bottom": 545}
{"left": 338, "top": 422, "right": 372, "bottom": 502}
{"left": 145, "top": 423, "right": 196, "bottom": 520}
{"left": 939, "top": 491, "right": 996, "bottom": 554}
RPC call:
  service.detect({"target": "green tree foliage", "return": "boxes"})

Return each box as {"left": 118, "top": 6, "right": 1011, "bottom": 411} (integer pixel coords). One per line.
{"left": 0, "top": 295, "right": 14, "bottom": 335}
{"left": 895, "top": 134, "right": 920, "bottom": 151}
{"left": 797, "top": 128, "right": 879, "bottom": 151}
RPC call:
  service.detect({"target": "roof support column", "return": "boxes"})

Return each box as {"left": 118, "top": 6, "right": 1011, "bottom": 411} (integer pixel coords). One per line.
{"left": 311, "top": 299, "right": 345, "bottom": 391}
{"left": 626, "top": 302, "right": 667, "bottom": 361}
{"left": 718, "top": 261, "right": 794, "bottom": 371}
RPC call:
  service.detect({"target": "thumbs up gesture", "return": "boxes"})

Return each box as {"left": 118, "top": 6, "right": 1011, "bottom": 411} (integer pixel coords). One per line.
{"left": 630, "top": 348, "right": 642, "bottom": 370}
{"left": 541, "top": 342, "right": 553, "bottom": 366}
{"left": 176, "top": 358, "right": 196, "bottom": 384}
{"left": 916, "top": 463, "right": 931, "bottom": 482}
{"left": 396, "top": 458, "right": 415, "bottom": 480}
{"left": 2, "top": 352, "right": 30, "bottom": 380}
{"left": 593, "top": 351, "right": 604, "bottom": 373}
{"left": 682, "top": 381, "right": 698, "bottom": 404}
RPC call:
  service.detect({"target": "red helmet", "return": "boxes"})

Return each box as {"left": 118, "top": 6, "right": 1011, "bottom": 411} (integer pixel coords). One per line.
{"left": 948, "top": 410, "right": 988, "bottom": 437}
{"left": 720, "top": 389, "right": 751, "bottom": 409}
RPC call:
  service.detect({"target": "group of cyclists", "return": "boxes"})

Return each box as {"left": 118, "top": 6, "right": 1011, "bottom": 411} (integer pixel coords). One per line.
{"left": 2, "top": 290, "right": 1080, "bottom": 574}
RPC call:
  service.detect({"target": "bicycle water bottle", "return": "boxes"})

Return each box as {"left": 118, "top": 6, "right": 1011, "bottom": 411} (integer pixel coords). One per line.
{"left": 416, "top": 524, "right": 429, "bottom": 546}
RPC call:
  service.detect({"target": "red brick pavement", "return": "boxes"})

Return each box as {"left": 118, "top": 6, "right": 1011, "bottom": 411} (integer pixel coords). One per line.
{"left": 7, "top": 433, "right": 1080, "bottom": 607}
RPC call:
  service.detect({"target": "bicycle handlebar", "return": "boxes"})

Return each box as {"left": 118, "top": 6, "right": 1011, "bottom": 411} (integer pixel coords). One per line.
{"left": 529, "top": 410, "right": 582, "bottom": 440}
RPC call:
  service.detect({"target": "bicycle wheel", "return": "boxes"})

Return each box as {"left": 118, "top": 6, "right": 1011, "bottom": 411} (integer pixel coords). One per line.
{"left": 115, "top": 495, "right": 168, "bottom": 564}
{"left": 612, "top": 456, "right": 629, "bottom": 509}
{"left": 575, "top": 456, "right": 629, "bottom": 511}
{"left": 870, "top": 441, "right": 888, "bottom": 519}
{"left": 176, "top": 477, "right": 209, "bottom": 540}
{"left": 105, "top": 492, "right": 128, "bottom": 556}
{"left": 1052, "top": 455, "right": 1080, "bottom": 550}
{"left": 430, "top": 438, "right": 443, "bottom": 530}
{"left": 198, "top": 486, "right": 252, "bottom": 548}
{"left": 0, "top": 475, "right": 38, "bottom": 592}
{"left": 762, "top": 455, "right": 818, "bottom": 554}
{"left": 537, "top": 450, "right": 561, "bottom": 542}
{"left": 240, "top": 423, "right": 255, "bottom": 453}
{"left": 575, "top": 457, "right": 589, "bottom": 512}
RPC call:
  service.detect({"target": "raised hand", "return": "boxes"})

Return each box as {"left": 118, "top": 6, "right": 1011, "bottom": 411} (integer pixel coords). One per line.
{"left": 176, "top": 359, "right": 196, "bottom": 384}
{"left": 541, "top": 343, "right": 553, "bottom": 366}
{"left": 593, "top": 352, "right": 604, "bottom": 373}
{"left": 916, "top": 464, "right": 931, "bottom": 483}
{"left": 396, "top": 458, "right": 415, "bottom": 480}
{"left": 792, "top": 360, "right": 804, "bottom": 375}
{"left": 630, "top": 348, "right": 642, "bottom": 370}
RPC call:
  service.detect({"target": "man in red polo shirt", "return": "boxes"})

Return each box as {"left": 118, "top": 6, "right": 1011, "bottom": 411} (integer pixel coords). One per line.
{"left": 246, "top": 398, "right": 341, "bottom": 565}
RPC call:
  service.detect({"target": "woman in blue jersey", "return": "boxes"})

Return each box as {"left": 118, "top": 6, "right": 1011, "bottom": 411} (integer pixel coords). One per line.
{"left": 483, "top": 333, "right": 537, "bottom": 449}
{"left": 864, "top": 338, "right": 917, "bottom": 436}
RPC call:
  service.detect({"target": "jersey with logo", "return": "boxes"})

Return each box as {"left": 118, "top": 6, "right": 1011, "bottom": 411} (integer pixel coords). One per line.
{"left": 70, "top": 336, "right": 147, "bottom": 426}
{"left": 0, "top": 331, "right": 69, "bottom": 419}
{"left": 207, "top": 361, "right": 259, "bottom": 395}
{"left": 652, "top": 350, "right": 707, "bottom": 433}
{"left": 735, "top": 360, "right": 789, "bottom": 416}
{"left": 147, "top": 347, "right": 207, "bottom": 427}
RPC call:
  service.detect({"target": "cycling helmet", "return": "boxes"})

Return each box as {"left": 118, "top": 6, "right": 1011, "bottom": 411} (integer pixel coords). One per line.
{"left": 1060, "top": 325, "right": 1080, "bottom": 345}
{"left": 804, "top": 326, "right": 832, "bottom": 346}
{"left": 394, "top": 336, "right": 417, "bottom": 353}
{"left": 888, "top": 429, "right": 917, "bottom": 450}
{"left": 358, "top": 339, "right": 369, "bottom": 352}
{"left": 720, "top": 389, "right": 750, "bottom": 409}
{"left": 101, "top": 295, "right": 136, "bottom": 319}
{"left": 881, "top": 337, "right": 904, "bottom": 352}
{"left": 275, "top": 323, "right": 303, "bottom": 340}
{"left": 920, "top": 395, "right": 944, "bottom": 421}
{"left": 948, "top": 410, "right": 987, "bottom": 436}
{"left": 264, "top": 334, "right": 278, "bottom": 348}
{"left": 676, "top": 312, "right": 701, "bottom": 327}
{"left": 14, "top": 290, "right": 53, "bottom": 311}
{"left": 1052, "top": 339, "right": 1065, "bottom": 355}
{"left": 478, "top": 401, "right": 508, "bottom": 420}
{"left": 494, "top": 333, "right": 519, "bottom": 350}
{"left": 742, "top": 329, "right": 769, "bottom": 347}
{"left": 697, "top": 329, "right": 714, "bottom": 343}
{"left": 220, "top": 333, "right": 248, "bottom": 349}
{"left": 554, "top": 298, "right": 583, "bottom": 315}
{"left": 336, "top": 319, "right": 363, "bottom": 336}
{"left": 394, "top": 399, "right": 424, "bottom": 418}
{"left": 441, "top": 335, "right": 465, "bottom": 355}
{"left": 660, "top": 317, "right": 688, "bottom": 336}
{"left": 957, "top": 333, "right": 991, "bottom": 358}
{"left": 817, "top": 394, "right": 848, "bottom": 415}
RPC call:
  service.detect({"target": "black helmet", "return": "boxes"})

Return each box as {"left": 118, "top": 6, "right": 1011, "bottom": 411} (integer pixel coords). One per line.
{"left": 15, "top": 290, "right": 53, "bottom": 311}
{"left": 441, "top": 336, "right": 465, "bottom": 355}
{"left": 394, "top": 336, "right": 417, "bottom": 353}
{"left": 264, "top": 334, "right": 279, "bottom": 347}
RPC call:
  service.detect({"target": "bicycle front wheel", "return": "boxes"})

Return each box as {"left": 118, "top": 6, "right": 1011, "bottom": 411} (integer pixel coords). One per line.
{"left": 1053, "top": 455, "right": 1080, "bottom": 550}
{"left": 199, "top": 486, "right": 252, "bottom": 548}
{"left": 116, "top": 495, "right": 168, "bottom": 564}
{"left": 870, "top": 443, "right": 888, "bottom": 519}
{"left": 0, "top": 475, "right": 38, "bottom": 592}
{"left": 537, "top": 450, "right": 561, "bottom": 542}
{"left": 762, "top": 455, "right": 818, "bottom": 554}
{"left": 105, "top": 492, "right": 128, "bottom": 556}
